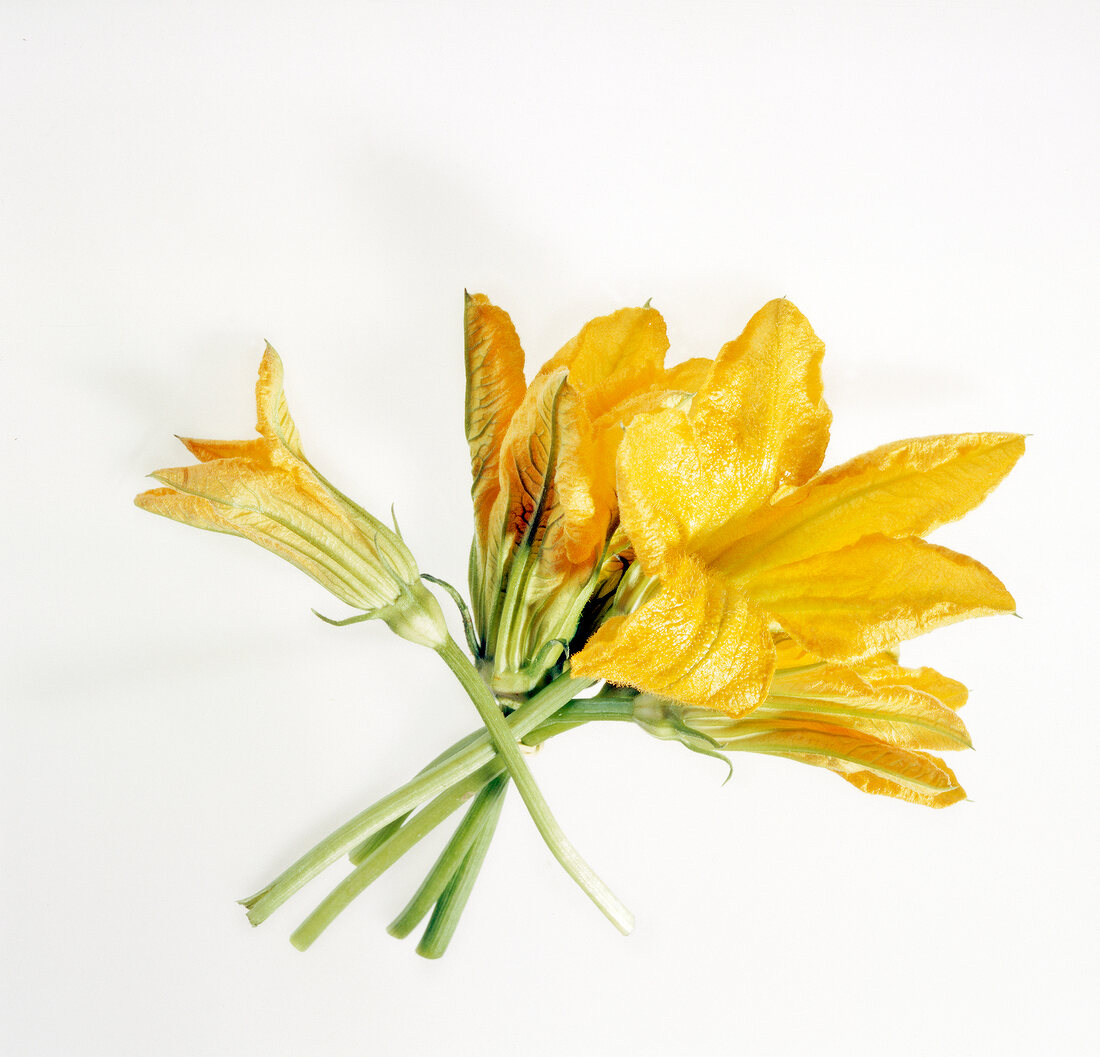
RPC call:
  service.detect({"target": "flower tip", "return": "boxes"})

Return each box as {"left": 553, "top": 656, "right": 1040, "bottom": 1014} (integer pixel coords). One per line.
{"left": 134, "top": 482, "right": 168, "bottom": 506}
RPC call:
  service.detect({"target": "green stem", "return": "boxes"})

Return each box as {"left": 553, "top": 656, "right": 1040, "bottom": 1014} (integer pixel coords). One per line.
{"left": 347, "top": 814, "right": 407, "bottom": 867}
{"left": 435, "top": 636, "right": 634, "bottom": 936}
{"left": 417, "top": 782, "right": 508, "bottom": 960}
{"left": 524, "top": 699, "right": 638, "bottom": 743}
{"left": 289, "top": 761, "right": 502, "bottom": 951}
{"left": 388, "top": 774, "right": 509, "bottom": 940}
{"left": 241, "top": 671, "right": 589, "bottom": 926}
{"left": 348, "top": 728, "right": 487, "bottom": 865}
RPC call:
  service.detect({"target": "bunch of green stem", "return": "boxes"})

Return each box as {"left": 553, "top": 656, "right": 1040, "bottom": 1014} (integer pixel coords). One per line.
{"left": 240, "top": 640, "right": 649, "bottom": 957}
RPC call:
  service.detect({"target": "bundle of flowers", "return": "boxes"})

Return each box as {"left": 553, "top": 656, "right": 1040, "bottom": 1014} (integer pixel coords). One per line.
{"left": 137, "top": 294, "right": 1022, "bottom": 957}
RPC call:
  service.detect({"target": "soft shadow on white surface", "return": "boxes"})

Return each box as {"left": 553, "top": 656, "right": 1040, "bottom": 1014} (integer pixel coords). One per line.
{"left": 3, "top": 2, "right": 1097, "bottom": 1055}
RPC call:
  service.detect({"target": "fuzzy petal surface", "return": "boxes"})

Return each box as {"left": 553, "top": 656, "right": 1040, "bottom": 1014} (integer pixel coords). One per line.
{"left": 572, "top": 558, "right": 774, "bottom": 715}
{"left": 690, "top": 298, "right": 831, "bottom": 513}
{"left": 535, "top": 305, "right": 669, "bottom": 423}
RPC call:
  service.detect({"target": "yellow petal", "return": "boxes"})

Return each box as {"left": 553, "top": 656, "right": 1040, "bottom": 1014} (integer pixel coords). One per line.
{"left": 690, "top": 298, "right": 831, "bottom": 514}
{"left": 535, "top": 305, "right": 669, "bottom": 423}
{"left": 135, "top": 486, "right": 238, "bottom": 536}
{"left": 589, "top": 386, "right": 693, "bottom": 435}
{"left": 255, "top": 345, "right": 306, "bottom": 458}
{"left": 772, "top": 635, "right": 826, "bottom": 672}
{"left": 661, "top": 357, "right": 712, "bottom": 393}
{"left": 464, "top": 293, "right": 527, "bottom": 549}
{"left": 747, "top": 534, "right": 1016, "bottom": 660}
{"left": 718, "top": 720, "right": 966, "bottom": 807}
{"left": 857, "top": 662, "right": 969, "bottom": 711}
{"left": 583, "top": 388, "right": 694, "bottom": 541}
{"left": 135, "top": 485, "right": 391, "bottom": 610}
{"left": 614, "top": 299, "right": 831, "bottom": 575}
{"left": 839, "top": 764, "right": 967, "bottom": 808}
{"left": 572, "top": 557, "right": 774, "bottom": 715}
{"left": 772, "top": 636, "right": 900, "bottom": 673}
{"left": 709, "top": 432, "right": 1025, "bottom": 575}
{"left": 765, "top": 662, "right": 972, "bottom": 750}
{"left": 614, "top": 406, "right": 708, "bottom": 573}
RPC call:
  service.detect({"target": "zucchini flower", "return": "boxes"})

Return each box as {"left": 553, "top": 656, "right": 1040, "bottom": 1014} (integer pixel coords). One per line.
{"left": 463, "top": 292, "right": 710, "bottom": 693}
{"left": 678, "top": 637, "right": 974, "bottom": 807}
{"left": 135, "top": 346, "right": 447, "bottom": 649}
{"left": 571, "top": 299, "right": 1024, "bottom": 720}
{"left": 459, "top": 294, "right": 708, "bottom": 695}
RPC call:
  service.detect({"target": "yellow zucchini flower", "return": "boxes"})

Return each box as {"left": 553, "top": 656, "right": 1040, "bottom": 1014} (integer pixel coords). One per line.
{"left": 678, "top": 637, "right": 974, "bottom": 806}
{"left": 463, "top": 292, "right": 709, "bottom": 693}
{"left": 570, "top": 298, "right": 1024, "bottom": 716}
{"left": 135, "top": 346, "right": 447, "bottom": 648}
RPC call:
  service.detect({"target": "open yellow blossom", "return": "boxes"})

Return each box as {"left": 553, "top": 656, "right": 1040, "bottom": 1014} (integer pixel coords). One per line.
{"left": 135, "top": 346, "right": 447, "bottom": 648}
{"left": 571, "top": 299, "right": 1024, "bottom": 717}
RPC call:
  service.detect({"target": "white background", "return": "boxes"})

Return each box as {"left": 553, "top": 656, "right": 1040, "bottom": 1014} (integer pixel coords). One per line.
{"left": 3, "top": 2, "right": 1096, "bottom": 1054}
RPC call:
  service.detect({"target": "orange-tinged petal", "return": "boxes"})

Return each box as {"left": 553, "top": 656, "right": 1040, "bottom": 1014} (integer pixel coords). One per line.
{"left": 716, "top": 720, "right": 966, "bottom": 807}
{"left": 690, "top": 298, "right": 831, "bottom": 514}
{"left": 747, "top": 534, "right": 1016, "bottom": 660}
{"left": 535, "top": 305, "right": 668, "bottom": 423}
{"left": 765, "top": 662, "right": 972, "bottom": 750}
{"left": 177, "top": 437, "right": 269, "bottom": 463}
{"left": 464, "top": 293, "right": 527, "bottom": 548}
{"left": 572, "top": 557, "right": 774, "bottom": 715}
{"left": 709, "top": 432, "right": 1025, "bottom": 575}
{"left": 489, "top": 368, "right": 605, "bottom": 572}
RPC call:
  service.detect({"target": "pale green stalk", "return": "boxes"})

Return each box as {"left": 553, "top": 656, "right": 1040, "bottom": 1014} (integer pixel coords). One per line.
{"left": 435, "top": 635, "right": 634, "bottom": 936}
{"left": 416, "top": 788, "right": 507, "bottom": 959}
{"left": 290, "top": 761, "right": 502, "bottom": 950}
{"left": 387, "top": 774, "right": 509, "bottom": 940}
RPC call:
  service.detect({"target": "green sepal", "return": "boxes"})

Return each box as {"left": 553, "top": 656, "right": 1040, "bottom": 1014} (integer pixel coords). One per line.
{"left": 632, "top": 698, "right": 734, "bottom": 784}
{"left": 421, "top": 573, "right": 480, "bottom": 657}
{"left": 311, "top": 608, "right": 374, "bottom": 627}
